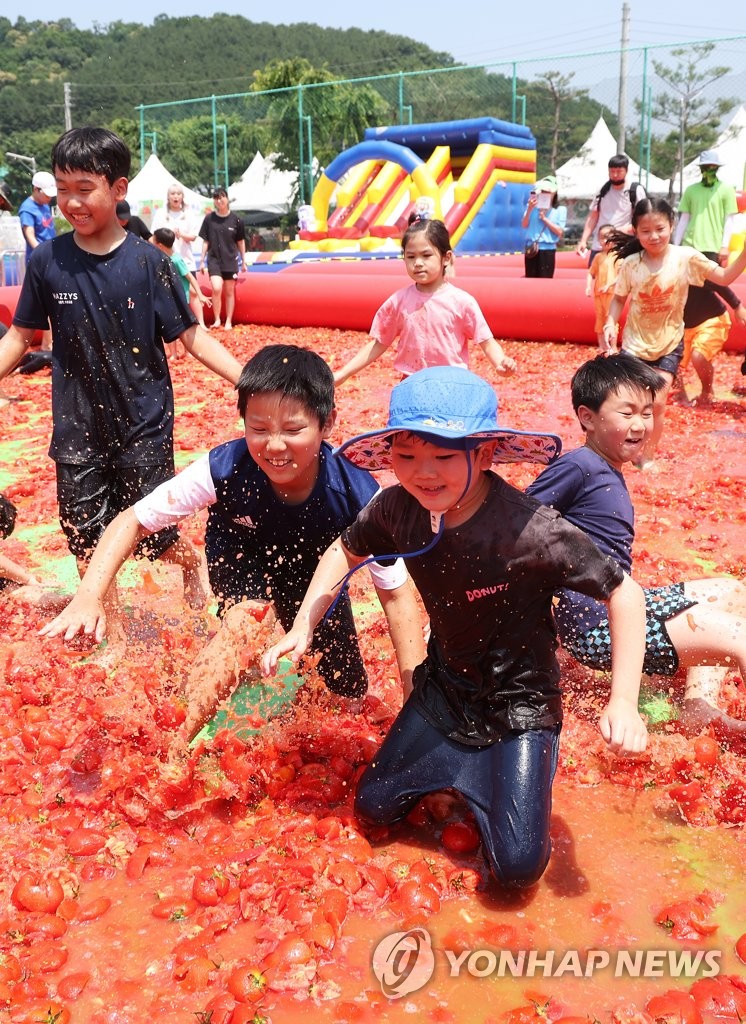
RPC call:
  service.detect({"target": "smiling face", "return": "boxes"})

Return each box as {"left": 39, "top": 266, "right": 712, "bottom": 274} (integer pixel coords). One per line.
{"left": 634, "top": 211, "right": 673, "bottom": 259}
{"left": 578, "top": 383, "right": 655, "bottom": 469}
{"left": 243, "top": 392, "right": 334, "bottom": 503}
{"left": 402, "top": 232, "right": 452, "bottom": 292}
{"left": 389, "top": 433, "right": 494, "bottom": 524}
{"left": 55, "top": 168, "right": 127, "bottom": 246}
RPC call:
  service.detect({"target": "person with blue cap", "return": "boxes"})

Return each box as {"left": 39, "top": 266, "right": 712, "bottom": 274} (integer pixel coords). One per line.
{"left": 263, "top": 366, "right": 648, "bottom": 890}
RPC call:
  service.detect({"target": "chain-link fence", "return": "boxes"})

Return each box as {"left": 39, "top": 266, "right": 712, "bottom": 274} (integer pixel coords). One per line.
{"left": 136, "top": 34, "right": 746, "bottom": 205}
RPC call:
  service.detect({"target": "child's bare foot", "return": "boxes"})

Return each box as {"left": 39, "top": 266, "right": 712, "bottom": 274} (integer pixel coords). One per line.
{"left": 693, "top": 391, "right": 713, "bottom": 407}
{"left": 182, "top": 565, "right": 207, "bottom": 610}
{"left": 212, "top": 320, "right": 221, "bottom": 330}
{"left": 224, "top": 321, "right": 232, "bottom": 331}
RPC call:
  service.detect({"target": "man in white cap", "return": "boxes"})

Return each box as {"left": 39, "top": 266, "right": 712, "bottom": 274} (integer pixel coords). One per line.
{"left": 18, "top": 171, "right": 57, "bottom": 264}
{"left": 674, "top": 149, "right": 738, "bottom": 264}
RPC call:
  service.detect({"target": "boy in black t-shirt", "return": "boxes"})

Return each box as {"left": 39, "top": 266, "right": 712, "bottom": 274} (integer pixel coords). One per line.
{"left": 263, "top": 365, "right": 648, "bottom": 889}
{"left": 0, "top": 127, "right": 243, "bottom": 651}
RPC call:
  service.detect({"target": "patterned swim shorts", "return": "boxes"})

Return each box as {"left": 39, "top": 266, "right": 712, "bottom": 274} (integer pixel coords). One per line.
{"left": 561, "top": 582, "right": 696, "bottom": 676}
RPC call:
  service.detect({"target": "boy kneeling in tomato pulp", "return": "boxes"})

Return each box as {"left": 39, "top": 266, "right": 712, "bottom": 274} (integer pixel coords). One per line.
{"left": 263, "top": 365, "right": 648, "bottom": 888}
{"left": 41, "top": 345, "right": 423, "bottom": 742}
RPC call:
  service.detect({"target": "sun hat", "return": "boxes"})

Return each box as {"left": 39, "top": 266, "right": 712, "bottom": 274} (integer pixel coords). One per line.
{"left": 0, "top": 182, "right": 12, "bottom": 212}
{"left": 335, "top": 366, "right": 561, "bottom": 471}
{"left": 32, "top": 171, "right": 56, "bottom": 197}
{"left": 534, "top": 175, "right": 558, "bottom": 193}
{"left": 698, "top": 150, "right": 722, "bottom": 167}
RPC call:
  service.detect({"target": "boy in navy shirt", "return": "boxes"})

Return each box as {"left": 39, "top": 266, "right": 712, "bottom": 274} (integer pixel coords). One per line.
{"left": 527, "top": 352, "right": 746, "bottom": 739}
{"left": 42, "top": 345, "right": 423, "bottom": 740}
{"left": 0, "top": 127, "right": 243, "bottom": 646}
{"left": 263, "top": 366, "right": 647, "bottom": 888}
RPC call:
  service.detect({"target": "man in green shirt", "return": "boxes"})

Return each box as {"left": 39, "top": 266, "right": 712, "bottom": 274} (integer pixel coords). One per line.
{"left": 674, "top": 149, "right": 738, "bottom": 264}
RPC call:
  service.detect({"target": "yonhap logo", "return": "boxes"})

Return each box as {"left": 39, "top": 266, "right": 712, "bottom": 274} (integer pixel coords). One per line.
{"left": 372, "top": 927, "right": 435, "bottom": 998}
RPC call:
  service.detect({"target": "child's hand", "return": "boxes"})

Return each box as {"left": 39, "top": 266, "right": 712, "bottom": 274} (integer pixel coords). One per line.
{"left": 603, "top": 321, "right": 618, "bottom": 348}
{"left": 39, "top": 593, "right": 107, "bottom": 644}
{"left": 599, "top": 696, "right": 648, "bottom": 755}
{"left": 495, "top": 354, "right": 517, "bottom": 375}
{"left": 198, "top": 294, "right": 212, "bottom": 308}
{"left": 261, "top": 625, "right": 313, "bottom": 678}
{"left": 584, "top": 285, "right": 592, "bottom": 297}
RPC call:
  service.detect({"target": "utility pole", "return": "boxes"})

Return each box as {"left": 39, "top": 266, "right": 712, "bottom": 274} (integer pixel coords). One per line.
{"left": 617, "top": 2, "right": 630, "bottom": 153}
{"left": 63, "top": 82, "right": 72, "bottom": 131}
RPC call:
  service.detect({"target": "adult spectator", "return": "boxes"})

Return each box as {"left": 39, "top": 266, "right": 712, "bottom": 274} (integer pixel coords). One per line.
{"left": 151, "top": 185, "right": 205, "bottom": 327}
{"left": 673, "top": 149, "right": 738, "bottom": 265}
{"left": 0, "top": 182, "right": 12, "bottom": 213}
{"left": 199, "top": 187, "right": 247, "bottom": 331}
{"left": 19, "top": 171, "right": 56, "bottom": 261}
{"left": 576, "top": 155, "right": 645, "bottom": 261}
{"left": 673, "top": 149, "right": 742, "bottom": 403}
{"left": 521, "top": 176, "right": 566, "bottom": 278}
{"left": 116, "top": 200, "right": 152, "bottom": 241}
{"left": 19, "top": 171, "right": 56, "bottom": 356}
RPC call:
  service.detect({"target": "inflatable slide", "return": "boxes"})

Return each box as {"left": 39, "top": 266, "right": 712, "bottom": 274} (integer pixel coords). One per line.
{"left": 293, "top": 117, "right": 536, "bottom": 254}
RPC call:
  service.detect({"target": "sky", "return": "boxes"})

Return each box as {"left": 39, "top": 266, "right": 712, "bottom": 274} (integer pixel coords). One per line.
{"left": 4, "top": 2, "right": 746, "bottom": 67}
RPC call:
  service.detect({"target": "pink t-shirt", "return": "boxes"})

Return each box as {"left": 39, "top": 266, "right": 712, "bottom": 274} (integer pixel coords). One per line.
{"left": 370, "top": 282, "right": 493, "bottom": 375}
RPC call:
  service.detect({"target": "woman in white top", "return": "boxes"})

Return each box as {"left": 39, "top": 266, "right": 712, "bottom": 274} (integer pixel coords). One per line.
{"left": 151, "top": 185, "right": 206, "bottom": 327}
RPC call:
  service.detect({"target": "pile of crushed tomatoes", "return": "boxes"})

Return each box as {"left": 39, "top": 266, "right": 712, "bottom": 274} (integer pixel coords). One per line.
{"left": 0, "top": 326, "right": 745, "bottom": 1022}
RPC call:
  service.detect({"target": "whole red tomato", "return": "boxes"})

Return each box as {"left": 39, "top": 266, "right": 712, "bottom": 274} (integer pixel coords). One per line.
{"left": 192, "top": 867, "right": 231, "bottom": 906}
{"left": 227, "top": 963, "right": 267, "bottom": 1003}
{"left": 441, "top": 820, "right": 481, "bottom": 853}
{"left": 11, "top": 873, "right": 65, "bottom": 914}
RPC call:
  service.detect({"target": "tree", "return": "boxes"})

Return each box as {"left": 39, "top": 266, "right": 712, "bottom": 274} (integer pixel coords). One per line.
{"left": 646, "top": 43, "right": 736, "bottom": 192}
{"left": 251, "top": 58, "right": 389, "bottom": 202}
{"left": 528, "top": 71, "right": 589, "bottom": 172}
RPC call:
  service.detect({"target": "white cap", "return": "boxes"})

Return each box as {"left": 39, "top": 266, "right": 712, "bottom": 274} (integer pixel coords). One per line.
{"left": 698, "top": 150, "right": 722, "bottom": 167}
{"left": 32, "top": 171, "right": 57, "bottom": 197}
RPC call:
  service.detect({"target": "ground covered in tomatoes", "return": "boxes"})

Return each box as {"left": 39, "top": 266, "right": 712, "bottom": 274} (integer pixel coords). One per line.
{"left": 0, "top": 328, "right": 745, "bottom": 1023}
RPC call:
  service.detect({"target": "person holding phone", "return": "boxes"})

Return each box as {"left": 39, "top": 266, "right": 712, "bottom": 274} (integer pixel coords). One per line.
{"left": 521, "top": 176, "right": 567, "bottom": 278}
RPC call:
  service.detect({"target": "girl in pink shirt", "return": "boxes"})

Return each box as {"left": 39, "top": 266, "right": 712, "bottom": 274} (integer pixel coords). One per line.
{"left": 333, "top": 219, "right": 517, "bottom": 385}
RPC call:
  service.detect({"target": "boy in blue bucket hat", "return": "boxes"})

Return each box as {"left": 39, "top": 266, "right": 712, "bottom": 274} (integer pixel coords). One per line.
{"left": 263, "top": 365, "right": 648, "bottom": 889}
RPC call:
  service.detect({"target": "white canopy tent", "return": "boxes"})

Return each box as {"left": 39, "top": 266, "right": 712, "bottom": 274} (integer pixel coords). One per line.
{"left": 681, "top": 105, "right": 746, "bottom": 192}
{"left": 228, "top": 152, "right": 296, "bottom": 224}
{"left": 126, "top": 153, "right": 212, "bottom": 224}
{"left": 555, "top": 117, "right": 669, "bottom": 199}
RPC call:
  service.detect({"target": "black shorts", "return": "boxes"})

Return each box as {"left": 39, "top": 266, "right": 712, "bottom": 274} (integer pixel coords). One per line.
{"left": 56, "top": 460, "right": 179, "bottom": 560}
{"left": 206, "top": 262, "right": 238, "bottom": 281}
{"left": 562, "top": 583, "right": 696, "bottom": 676}
{"left": 647, "top": 340, "right": 684, "bottom": 378}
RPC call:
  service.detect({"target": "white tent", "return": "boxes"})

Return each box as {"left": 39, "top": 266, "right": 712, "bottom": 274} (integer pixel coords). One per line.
{"left": 126, "top": 153, "right": 212, "bottom": 224}
{"left": 228, "top": 152, "right": 296, "bottom": 224}
{"left": 555, "top": 117, "right": 669, "bottom": 199}
{"left": 681, "top": 105, "right": 746, "bottom": 191}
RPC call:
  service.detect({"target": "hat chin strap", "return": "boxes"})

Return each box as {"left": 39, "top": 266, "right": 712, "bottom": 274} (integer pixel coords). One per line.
{"left": 323, "top": 451, "right": 474, "bottom": 623}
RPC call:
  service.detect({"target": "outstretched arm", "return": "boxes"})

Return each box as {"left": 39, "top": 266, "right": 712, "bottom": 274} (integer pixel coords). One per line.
{"left": 39, "top": 508, "right": 146, "bottom": 643}
{"left": 180, "top": 324, "right": 242, "bottom": 384}
{"left": 261, "top": 538, "right": 365, "bottom": 676}
{"left": 599, "top": 573, "right": 648, "bottom": 754}
{"left": 704, "top": 244, "right": 746, "bottom": 287}
{"left": 0, "top": 326, "right": 36, "bottom": 386}
{"left": 333, "top": 338, "right": 388, "bottom": 386}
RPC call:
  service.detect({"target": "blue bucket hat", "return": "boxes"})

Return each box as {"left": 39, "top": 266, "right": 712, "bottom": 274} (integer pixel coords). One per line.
{"left": 335, "top": 366, "right": 561, "bottom": 470}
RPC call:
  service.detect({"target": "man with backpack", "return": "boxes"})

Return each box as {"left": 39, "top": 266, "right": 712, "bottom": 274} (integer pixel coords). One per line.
{"left": 576, "top": 155, "right": 644, "bottom": 262}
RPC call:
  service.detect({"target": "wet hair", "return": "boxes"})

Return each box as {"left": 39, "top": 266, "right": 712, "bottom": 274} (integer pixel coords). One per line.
{"left": 401, "top": 218, "right": 452, "bottom": 259}
{"left": 236, "top": 344, "right": 334, "bottom": 426}
{"left": 153, "top": 227, "right": 175, "bottom": 248}
{"left": 52, "top": 127, "right": 131, "bottom": 184}
{"left": 0, "top": 494, "right": 17, "bottom": 539}
{"left": 571, "top": 353, "right": 665, "bottom": 415}
{"left": 608, "top": 154, "right": 629, "bottom": 170}
{"left": 212, "top": 187, "right": 228, "bottom": 200}
{"left": 608, "top": 197, "right": 675, "bottom": 261}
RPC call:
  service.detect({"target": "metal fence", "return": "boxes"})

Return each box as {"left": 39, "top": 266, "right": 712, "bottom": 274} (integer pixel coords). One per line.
{"left": 136, "top": 34, "right": 746, "bottom": 205}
